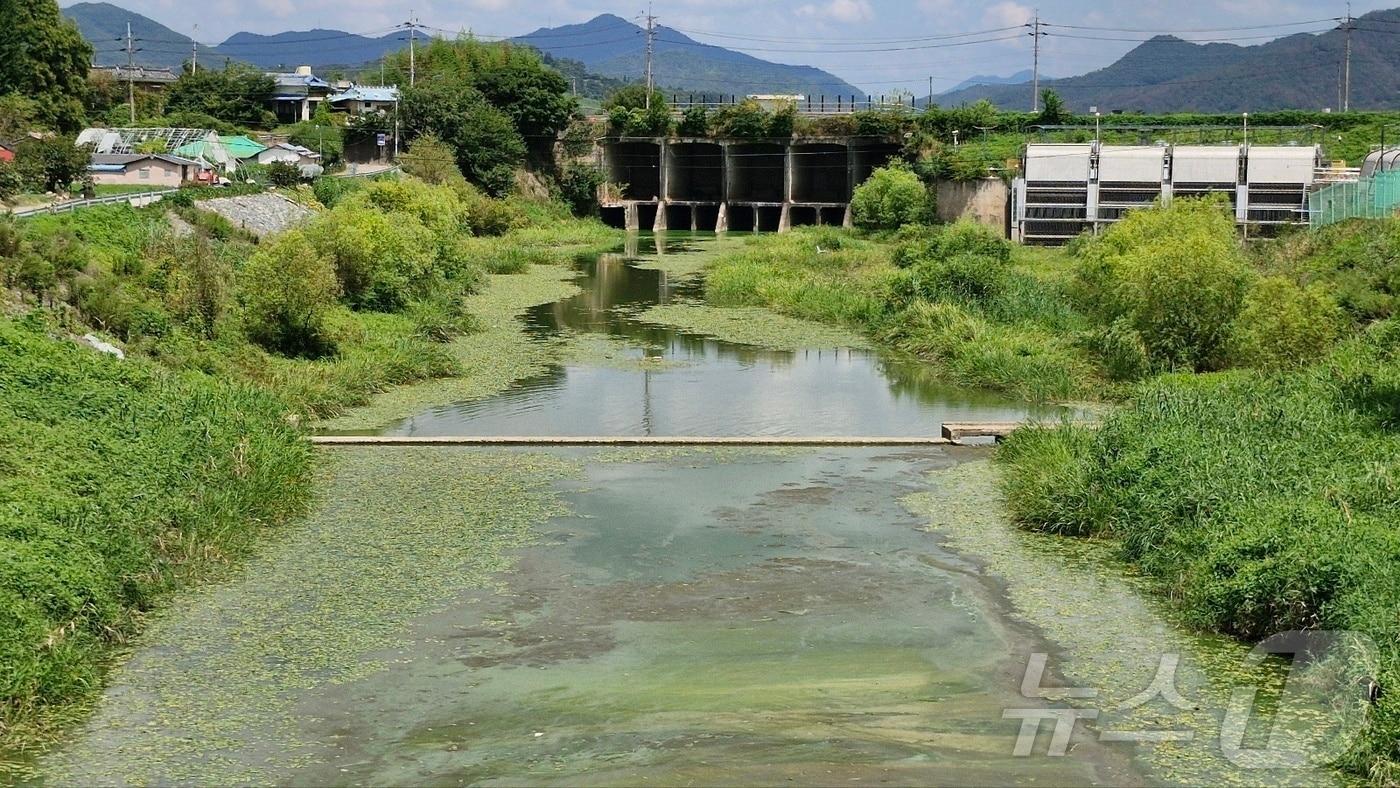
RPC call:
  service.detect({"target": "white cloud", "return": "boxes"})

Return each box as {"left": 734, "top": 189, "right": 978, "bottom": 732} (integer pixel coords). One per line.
{"left": 796, "top": 0, "right": 874, "bottom": 24}
{"left": 982, "top": 1, "right": 1033, "bottom": 28}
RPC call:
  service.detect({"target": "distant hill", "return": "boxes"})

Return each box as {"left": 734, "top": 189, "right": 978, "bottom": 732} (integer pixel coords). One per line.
{"left": 944, "top": 69, "right": 1040, "bottom": 95}
{"left": 936, "top": 9, "right": 1400, "bottom": 112}
{"left": 217, "top": 29, "right": 406, "bottom": 70}
{"left": 513, "top": 14, "right": 865, "bottom": 99}
{"left": 63, "top": 2, "right": 238, "bottom": 70}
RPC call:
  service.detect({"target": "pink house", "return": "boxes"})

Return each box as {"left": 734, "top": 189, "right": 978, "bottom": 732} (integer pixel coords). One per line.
{"left": 88, "top": 154, "right": 201, "bottom": 187}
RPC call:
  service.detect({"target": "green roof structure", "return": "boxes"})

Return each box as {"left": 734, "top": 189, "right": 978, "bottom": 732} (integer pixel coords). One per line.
{"left": 172, "top": 135, "right": 267, "bottom": 161}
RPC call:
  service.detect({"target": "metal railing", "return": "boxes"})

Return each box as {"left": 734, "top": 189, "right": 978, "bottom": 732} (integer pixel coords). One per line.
{"left": 9, "top": 189, "right": 179, "bottom": 219}
{"left": 667, "top": 94, "right": 920, "bottom": 116}
{"left": 1309, "top": 169, "right": 1400, "bottom": 228}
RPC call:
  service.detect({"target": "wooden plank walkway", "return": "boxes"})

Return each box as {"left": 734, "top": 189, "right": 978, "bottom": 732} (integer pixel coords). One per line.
{"left": 311, "top": 435, "right": 954, "bottom": 447}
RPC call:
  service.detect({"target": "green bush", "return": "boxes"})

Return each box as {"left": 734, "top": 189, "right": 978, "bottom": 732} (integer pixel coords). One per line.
{"left": 304, "top": 207, "right": 437, "bottom": 311}
{"left": 264, "top": 161, "right": 301, "bottom": 188}
{"left": 1227, "top": 276, "right": 1345, "bottom": 370}
{"left": 850, "top": 165, "right": 929, "bottom": 230}
{"left": 677, "top": 105, "right": 710, "bottom": 137}
{"left": 604, "top": 86, "right": 671, "bottom": 137}
{"left": 1074, "top": 197, "right": 1252, "bottom": 371}
{"left": 238, "top": 231, "right": 339, "bottom": 357}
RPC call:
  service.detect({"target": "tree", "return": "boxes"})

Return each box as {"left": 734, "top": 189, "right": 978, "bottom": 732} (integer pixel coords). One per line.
{"left": 0, "top": 94, "right": 41, "bottom": 139}
{"left": 165, "top": 64, "right": 276, "bottom": 127}
{"left": 1037, "top": 89, "right": 1069, "bottom": 125}
{"left": 0, "top": 0, "right": 92, "bottom": 131}
{"left": 400, "top": 133, "right": 466, "bottom": 186}
{"left": 850, "top": 165, "right": 931, "bottom": 230}
{"left": 604, "top": 85, "right": 671, "bottom": 137}
{"left": 677, "top": 105, "right": 710, "bottom": 137}
{"left": 400, "top": 79, "right": 525, "bottom": 196}
{"left": 14, "top": 136, "right": 90, "bottom": 193}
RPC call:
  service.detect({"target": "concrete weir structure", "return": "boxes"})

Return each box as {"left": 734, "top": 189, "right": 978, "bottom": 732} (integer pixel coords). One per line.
{"left": 1013, "top": 142, "right": 1322, "bottom": 244}
{"left": 600, "top": 137, "right": 901, "bottom": 232}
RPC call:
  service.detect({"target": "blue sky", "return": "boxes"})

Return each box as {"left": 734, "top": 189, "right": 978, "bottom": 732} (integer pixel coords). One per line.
{"left": 65, "top": 0, "right": 1391, "bottom": 93}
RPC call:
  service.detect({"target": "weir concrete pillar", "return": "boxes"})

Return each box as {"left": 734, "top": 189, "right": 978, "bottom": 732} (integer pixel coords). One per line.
{"left": 624, "top": 202, "right": 639, "bottom": 231}
{"left": 716, "top": 202, "right": 728, "bottom": 232}
{"left": 655, "top": 138, "right": 671, "bottom": 232}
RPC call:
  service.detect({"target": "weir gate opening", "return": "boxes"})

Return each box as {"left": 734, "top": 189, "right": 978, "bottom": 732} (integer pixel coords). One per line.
{"left": 600, "top": 136, "right": 901, "bottom": 232}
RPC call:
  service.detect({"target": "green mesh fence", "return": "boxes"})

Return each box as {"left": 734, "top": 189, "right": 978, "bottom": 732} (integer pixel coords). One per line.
{"left": 1310, "top": 169, "right": 1400, "bottom": 228}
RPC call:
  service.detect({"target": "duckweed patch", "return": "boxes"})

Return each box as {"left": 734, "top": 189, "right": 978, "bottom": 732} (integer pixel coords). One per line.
{"left": 41, "top": 447, "right": 582, "bottom": 785}
{"left": 316, "top": 265, "right": 584, "bottom": 432}
{"left": 634, "top": 301, "right": 870, "bottom": 351}
{"left": 907, "top": 461, "right": 1350, "bottom": 787}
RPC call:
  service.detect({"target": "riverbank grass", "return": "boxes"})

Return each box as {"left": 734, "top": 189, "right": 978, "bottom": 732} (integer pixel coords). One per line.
{"left": 0, "top": 316, "right": 313, "bottom": 772}
{"left": 996, "top": 325, "right": 1400, "bottom": 783}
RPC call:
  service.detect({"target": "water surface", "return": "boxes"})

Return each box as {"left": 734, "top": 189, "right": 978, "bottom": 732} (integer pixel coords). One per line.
{"left": 387, "top": 233, "right": 1057, "bottom": 437}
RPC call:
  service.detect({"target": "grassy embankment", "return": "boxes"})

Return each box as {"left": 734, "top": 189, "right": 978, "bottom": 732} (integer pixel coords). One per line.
{"left": 700, "top": 205, "right": 1398, "bottom": 781}
{"left": 0, "top": 175, "right": 618, "bottom": 771}
{"left": 996, "top": 217, "right": 1400, "bottom": 783}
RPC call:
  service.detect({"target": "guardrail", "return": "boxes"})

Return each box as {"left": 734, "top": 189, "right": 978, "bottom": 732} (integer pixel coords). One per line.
{"left": 9, "top": 188, "right": 178, "bottom": 219}
{"left": 667, "top": 95, "right": 920, "bottom": 116}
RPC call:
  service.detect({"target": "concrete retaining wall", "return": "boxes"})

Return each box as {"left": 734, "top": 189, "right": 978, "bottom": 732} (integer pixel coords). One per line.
{"left": 936, "top": 178, "right": 1009, "bottom": 233}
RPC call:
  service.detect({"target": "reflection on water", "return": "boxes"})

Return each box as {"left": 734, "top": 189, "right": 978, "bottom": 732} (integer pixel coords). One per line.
{"left": 386, "top": 232, "right": 1060, "bottom": 437}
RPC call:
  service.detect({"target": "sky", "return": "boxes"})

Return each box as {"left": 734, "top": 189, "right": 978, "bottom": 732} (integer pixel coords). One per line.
{"left": 63, "top": 0, "right": 1397, "bottom": 93}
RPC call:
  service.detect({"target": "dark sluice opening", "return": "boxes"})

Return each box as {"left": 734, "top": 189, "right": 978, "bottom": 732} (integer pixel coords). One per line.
{"left": 665, "top": 204, "right": 692, "bottom": 229}
{"left": 693, "top": 204, "right": 720, "bottom": 230}
{"left": 728, "top": 205, "right": 756, "bottom": 232}
{"left": 600, "top": 206, "right": 626, "bottom": 229}
{"left": 820, "top": 206, "right": 846, "bottom": 226}
{"left": 637, "top": 202, "right": 659, "bottom": 230}
{"left": 668, "top": 143, "right": 725, "bottom": 202}
{"left": 729, "top": 144, "right": 786, "bottom": 203}
{"left": 789, "top": 206, "right": 818, "bottom": 227}
{"left": 757, "top": 205, "right": 782, "bottom": 232}
{"left": 608, "top": 142, "right": 661, "bottom": 201}
{"left": 851, "top": 144, "right": 901, "bottom": 188}
{"left": 792, "top": 144, "right": 849, "bottom": 203}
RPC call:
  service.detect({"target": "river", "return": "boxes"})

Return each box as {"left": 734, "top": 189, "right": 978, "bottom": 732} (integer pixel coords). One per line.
{"left": 36, "top": 233, "right": 1343, "bottom": 786}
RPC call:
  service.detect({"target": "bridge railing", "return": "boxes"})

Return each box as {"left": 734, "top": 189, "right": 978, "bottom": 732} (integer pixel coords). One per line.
{"left": 667, "top": 94, "right": 921, "bottom": 116}
{"left": 1309, "top": 169, "right": 1400, "bottom": 229}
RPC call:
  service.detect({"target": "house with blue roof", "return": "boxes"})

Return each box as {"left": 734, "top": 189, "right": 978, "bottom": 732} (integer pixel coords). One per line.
{"left": 267, "top": 66, "right": 333, "bottom": 124}
{"left": 328, "top": 85, "right": 401, "bottom": 116}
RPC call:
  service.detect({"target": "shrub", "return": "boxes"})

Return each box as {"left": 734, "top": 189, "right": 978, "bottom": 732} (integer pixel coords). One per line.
{"left": 304, "top": 207, "right": 437, "bottom": 312}
{"left": 850, "top": 165, "right": 929, "bottom": 230}
{"left": 1227, "top": 276, "right": 1345, "bottom": 370}
{"left": 238, "top": 230, "right": 339, "bottom": 357}
{"left": 556, "top": 163, "right": 604, "bottom": 217}
{"left": 677, "top": 105, "right": 710, "bottom": 137}
{"left": 264, "top": 161, "right": 301, "bottom": 187}
{"left": 401, "top": 133, "right": 465, "bottom": 186}
{"left": 711, "top": 99, "right": 770, "bottom": 138}
{"left": 892, "top": 220, "right": 1009, "bottom": 268}
{"left": 603, "top": 86, "right": 671, "bottom": 137}
{"left": 1074, "top": 197, "right": 1252, "bottom": 371}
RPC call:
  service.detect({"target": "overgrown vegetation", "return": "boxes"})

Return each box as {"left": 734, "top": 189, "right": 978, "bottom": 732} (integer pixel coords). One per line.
{"left": 0, "top": 162, "right": 618, "bottom": 769}
{"left": 0, "top": 313, "right": 314, "bottom": 766}
{"left": 996, "top": 329, "right": 1400, "bottom": 783}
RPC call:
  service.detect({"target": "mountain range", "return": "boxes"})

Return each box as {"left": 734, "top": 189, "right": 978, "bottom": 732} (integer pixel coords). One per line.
{"left": 936, "top": 9, "right": 1400, "bottom": 113}
{"left": 61, "top": 4, "right": 863, "bottom": 98}
{"left": 61, "top": 3, "right": 1400, "bottom": 112}
{"left": 513, "top": 14, "right": 864, "bottom": 99}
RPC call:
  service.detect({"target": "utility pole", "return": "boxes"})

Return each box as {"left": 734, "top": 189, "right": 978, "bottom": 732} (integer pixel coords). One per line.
{"left": 407, "top": 11, "right": 418, "bottom": 87}
{"left": 1029, "top": 12, "right": 1045, "bottom": 112}
{"left": 191, "top": 24, "right": 198, "bottom": 73}
{"left": 1342, "top": 3, "right": 1354, "bottom": 112}
{"left": 642, "top": 5, "right": 657, "bottom": 109}
{"left": 928, "top": 75, "right": 933, "bottom": 109}
{"left": 126, "top": 22, "right": 136, "bottom": 125}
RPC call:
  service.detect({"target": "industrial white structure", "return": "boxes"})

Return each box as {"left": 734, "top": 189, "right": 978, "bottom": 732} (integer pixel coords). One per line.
{"left": 1012, "top": 143, "right": 1321, "bottom": 244}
